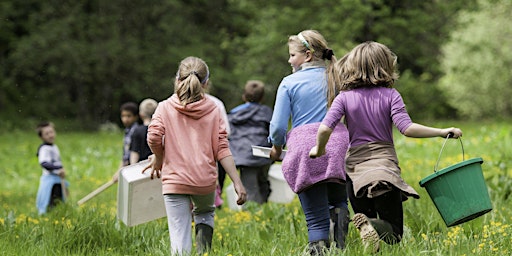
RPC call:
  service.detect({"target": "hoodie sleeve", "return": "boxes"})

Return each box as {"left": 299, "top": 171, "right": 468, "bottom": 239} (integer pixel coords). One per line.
{"left": 147, "top": 103, "right": 165, "bottom": 156}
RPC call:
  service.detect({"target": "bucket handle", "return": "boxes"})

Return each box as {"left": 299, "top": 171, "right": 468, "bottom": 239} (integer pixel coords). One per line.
{"left": 434, "top": 133, "right": 464, "bottom": 172}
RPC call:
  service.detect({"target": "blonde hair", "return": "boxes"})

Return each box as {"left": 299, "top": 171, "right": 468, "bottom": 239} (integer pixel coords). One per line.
{"left": 242, "top": 80, "right": 265, "bottom": 103}
{"left": 175, "top": 57, "right": 209, "bottom": 106}
{"left": 139, "top": 98, "right": 158, "bottom": 118}
{"left": 288, "top": 30, "right": 338, "bottom": 107}
{"left": 333, "top": 41, "right": 399, "bottom": 91}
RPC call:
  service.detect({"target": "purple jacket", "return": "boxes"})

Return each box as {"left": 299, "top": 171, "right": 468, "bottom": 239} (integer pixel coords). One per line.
{"left": 281, "top": 122, "right": 349, "bottom": 193}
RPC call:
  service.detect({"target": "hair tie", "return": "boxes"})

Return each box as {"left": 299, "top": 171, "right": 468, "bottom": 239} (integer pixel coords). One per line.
{"left": 298, "top": 32, "right": 314, "bottom": 53}
{"left": 322, "top": 49, "right": 334, "bottom": 60}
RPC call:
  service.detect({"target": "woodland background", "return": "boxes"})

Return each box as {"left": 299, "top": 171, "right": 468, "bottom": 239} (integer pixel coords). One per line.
{"left": 1, "top": 0, "right": 511, "bottom": 131}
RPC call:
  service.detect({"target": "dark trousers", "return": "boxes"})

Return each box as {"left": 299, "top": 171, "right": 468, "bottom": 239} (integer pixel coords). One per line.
{"left": 346, "top": 176, "right": 404, "bottom": 241}
{"left": 239, "top": 164, "right": 271, "bottom": 204}
{"left": 49, "top": 184, "right": 63, "bottom": 208}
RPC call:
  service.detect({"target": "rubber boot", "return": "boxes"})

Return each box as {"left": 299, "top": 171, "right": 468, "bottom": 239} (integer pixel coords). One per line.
{"left": 308, "top": 240, "right": 329, "bottom": 256}
{"left": 195, "top": 223, "right": 213, "bottom": 254}
{"left": 329, "top": 207, "right": 350, "bottom": 249}
{"left": 369, "top": 218, "right": 399, "bottom": 244}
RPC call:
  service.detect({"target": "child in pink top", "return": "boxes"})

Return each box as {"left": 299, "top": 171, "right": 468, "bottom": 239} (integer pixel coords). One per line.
{"left": 143, "top": 56, "right": 246, "bottom": 255}
{"left": 310, "top": 41, "right": 462, "bottom": 253}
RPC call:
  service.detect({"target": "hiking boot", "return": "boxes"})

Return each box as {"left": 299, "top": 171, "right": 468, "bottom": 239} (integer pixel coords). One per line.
{"left": 195, "top": 223, "right": 213, "bottom": 254}
{"left": 329, "top": 207, "right": 349, "bottom": 249}
{"left": 352, "top": 213, "right": 380, "bottom": 253}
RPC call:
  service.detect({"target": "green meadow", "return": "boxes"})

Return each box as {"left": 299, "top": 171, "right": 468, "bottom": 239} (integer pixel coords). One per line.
{"left": 1, "top": 121, "right": 511, "bottom": 255}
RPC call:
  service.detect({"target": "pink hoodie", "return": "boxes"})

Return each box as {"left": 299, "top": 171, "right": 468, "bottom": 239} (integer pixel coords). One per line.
{"left": 147, "top": 94, "right": 231, "bottom": 195}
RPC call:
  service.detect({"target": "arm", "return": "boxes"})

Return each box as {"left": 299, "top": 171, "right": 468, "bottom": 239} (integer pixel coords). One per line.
{"left": 129, "top": 151, "right": 140, "bottom": 165}
{"left": 219, "top": 156, "right": 246, "bottom": 205}
{"left": 403, "top": 123, "right": 462, "bottom": 139}
{"left": 309, "top": 124, "right": 333, "bottom": 158}
{"left": 269, "top": 83, "right": 291, "bottom": 147}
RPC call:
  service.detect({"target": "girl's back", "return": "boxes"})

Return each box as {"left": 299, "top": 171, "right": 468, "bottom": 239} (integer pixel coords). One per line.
{"left": 327, "top": 87, "right": 412, "bottom": 147}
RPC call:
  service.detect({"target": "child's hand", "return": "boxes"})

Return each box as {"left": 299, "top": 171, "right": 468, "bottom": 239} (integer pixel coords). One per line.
{"left": 442, "top": 128, "right": 463, "bottom": 139}
{"left": 233, "top": 182, "right": 247, "bottom": 205}
{"left": 56, "top": 168, "right": 66, "bottom": 179}
{"left": 112, "top": 170, "right": 120, "bottom": 182}
{"left": 142, "top": 154, "right": 162, "bottom": 179}
{"left": 309, "top": 146, "right": 325, "bottom": 159}
{"left": 270, "top": 146, "right": 283, "bottom": 161}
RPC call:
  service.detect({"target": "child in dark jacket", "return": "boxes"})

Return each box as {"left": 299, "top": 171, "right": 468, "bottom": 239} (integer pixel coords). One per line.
{"left": 228, "top": 80, "right": 273, "bottom": 204}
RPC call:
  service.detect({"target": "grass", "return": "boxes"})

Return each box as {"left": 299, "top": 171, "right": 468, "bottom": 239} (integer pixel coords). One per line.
{"left": 1, "top": 121, "right": 511, "bottom": 255}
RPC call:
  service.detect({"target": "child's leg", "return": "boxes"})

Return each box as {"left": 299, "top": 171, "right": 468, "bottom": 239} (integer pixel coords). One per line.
{"left": 373, "top": 188, "right": 403, "bottom": 244}
{"left": 163, "top": 194, "right": 193, "bottom": 255}
{"left": 298, "top": 183, "right": 331, "bottom": 242}
{"left": 191, "top": 192, "right": 215, "bottom": 254}
{"left": 240, "top": 166, "right": 264, "bottom": 204}
{"left": 256, "top": 164, "right": 272, "bottom": 203}
{"left": 298, "top": 183, "right": 331, "bottom": 254}
{"left": 327, "top": 182, "right": 349, "bottom": 249}
{"left": 49, "top": 183, "right": 63, "bottom": 209}
{"left": 346, "top": 177, "right": 376, "bottom": 216}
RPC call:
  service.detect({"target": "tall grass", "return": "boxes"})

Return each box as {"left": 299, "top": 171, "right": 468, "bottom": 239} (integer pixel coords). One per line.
{"left": 1, "top": 121, "right": 511, "bottom": 255}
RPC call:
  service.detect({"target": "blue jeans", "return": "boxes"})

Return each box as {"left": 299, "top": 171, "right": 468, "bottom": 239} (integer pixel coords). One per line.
{"left": 298, "top": 182, "right": 348, "bottom": 242}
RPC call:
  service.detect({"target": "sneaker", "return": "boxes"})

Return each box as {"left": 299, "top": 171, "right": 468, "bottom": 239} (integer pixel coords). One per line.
{"left": 352, "top": 213, "right": 380, "bottom": 253}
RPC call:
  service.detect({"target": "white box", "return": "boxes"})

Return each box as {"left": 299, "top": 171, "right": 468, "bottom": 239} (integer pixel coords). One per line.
{"left": 267, "top": 164, "right": 295, "bottom": 204}
{"left": 225, "top": 183, "right": 243, "bottom": 211}
{"left": 117, "top": 160, "right": 166, "bottom": 226}
{"left": 251, "top": 145, "right": 287, "bottom": 159}
{"left": 225, "top": 164, "right": 295, "bottom": 210}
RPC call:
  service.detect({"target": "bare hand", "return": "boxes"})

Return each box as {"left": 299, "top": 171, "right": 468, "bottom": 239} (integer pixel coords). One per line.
{"left": 112, "top": 170, "right": 120, "bottom": 182}
{"left": 142, "top": 154, "right": 162, "bottom": 179}
{"left": 309, "top": 146, "right": 325, "bottom": 159}
{"left": 442, "top": 128, "right": 463, "bottom": 139}
{"left": 56, "top": 168, "right": 66, "bottom": 179}
{"left": 233, "top": 182, "right": 247, "bottom": 205}
{"left": 269, "top": 146, "right": 283, "bottom": 161}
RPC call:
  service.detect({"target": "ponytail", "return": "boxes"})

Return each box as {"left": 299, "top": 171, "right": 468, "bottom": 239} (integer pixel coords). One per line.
{"left": 175, "top": 57, "right": 210, "bottom": 107}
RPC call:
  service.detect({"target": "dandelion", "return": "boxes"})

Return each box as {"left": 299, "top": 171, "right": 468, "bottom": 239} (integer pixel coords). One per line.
{"left": 0, "top": 218, "right": 4, "bottom": 225}
{"left": 421, "top": 233, "right": 428, "bottom": 241}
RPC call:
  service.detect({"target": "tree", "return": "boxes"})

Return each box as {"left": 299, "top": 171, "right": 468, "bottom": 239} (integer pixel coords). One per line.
{"left": 439, "top": 0, "right": 512, "bottom": 119}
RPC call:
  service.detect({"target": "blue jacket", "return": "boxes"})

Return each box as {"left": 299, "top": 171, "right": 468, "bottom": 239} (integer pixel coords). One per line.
{"left": 269, "top": 64, "right": 328, "bottom": 146}
{"left": 228, "top": 103, "right": 273, "bottom": 167}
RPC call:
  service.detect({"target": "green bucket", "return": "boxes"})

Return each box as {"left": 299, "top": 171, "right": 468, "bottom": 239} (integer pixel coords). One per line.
{"left": 419, "top": 136, "right": 492, "bottom": 227}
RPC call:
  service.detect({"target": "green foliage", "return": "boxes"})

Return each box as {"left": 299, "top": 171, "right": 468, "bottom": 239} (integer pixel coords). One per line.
{"left": 439, "top": 0, "right": 512, "bottom": 119}
{"left": 1, "top": 0, "right": 478, "bottom": 128}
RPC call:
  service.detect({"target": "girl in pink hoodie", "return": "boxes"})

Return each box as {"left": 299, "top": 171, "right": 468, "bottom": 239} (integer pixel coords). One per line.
{"left": 143, "top": 56, "right": 246, "bottom": 255}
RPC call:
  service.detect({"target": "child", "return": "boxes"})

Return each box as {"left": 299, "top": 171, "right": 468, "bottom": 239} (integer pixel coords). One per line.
{"left": 120, "top": 102, "right": 139, "bottom": 167}
{"left": 309, "top": 41, "right": 463, "bottom": 253}
{"left": 143, "top": 56, "right": 247, "bottom": 255}
{"left": 228, "top": 80, "right": 273, "bottom": 204}
{"left": 112, "top": 102, "right": 139, "bottom": 182}
{"left": 268, "top": 30, "right": 350, "bottom": 254}
{"left": 35, "top": 122, "right": 69, "bottom": 215}
{"left": 129, "top": 98, "right": 158, "bottom": 164}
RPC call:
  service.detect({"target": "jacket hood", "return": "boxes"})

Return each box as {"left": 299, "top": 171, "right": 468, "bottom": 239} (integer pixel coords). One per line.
{"left": 229, "top": 104, "right": 271, "bottom": 125}
{"left": 169, "top": 94, "right": 217, "bottom": 120}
